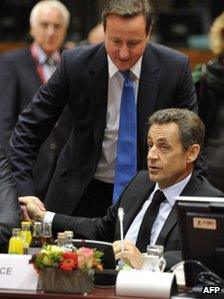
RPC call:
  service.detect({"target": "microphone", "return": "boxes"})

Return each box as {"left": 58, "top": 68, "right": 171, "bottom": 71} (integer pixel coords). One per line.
{"left": 118, "top": 207, "right": 125, "bottom": 269}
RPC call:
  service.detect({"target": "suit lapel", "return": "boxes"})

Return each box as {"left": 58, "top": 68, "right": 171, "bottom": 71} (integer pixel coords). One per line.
{"left": 122, "top": 176, "right": 155, "bottom": 235}
{"left": 123, "top": 188, "right": 153, "bottom": 235}
{"left": 180, "top": 174, "right": 200, "bottom": 196}
{"left": 26, "top": 49, "right": 43, "bottom": 86}
{"left": 156, "top": 205, "right": 177, "bottom": 246}
{"left": 87, "top": 46, "right": 108, "bottom": 147}
{"left": 156, "top": 174, "right": 199, "bottom": 245}
{"left": 137, "top": 45, "right": 160, "bottom": 162}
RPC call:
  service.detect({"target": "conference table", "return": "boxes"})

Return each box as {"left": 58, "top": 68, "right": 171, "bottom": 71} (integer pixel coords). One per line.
{"left": 0, "top": 264, "right": 188, "bottom": 299}
{"left": 0, "top": 287, "right": 168, "bottom": 299}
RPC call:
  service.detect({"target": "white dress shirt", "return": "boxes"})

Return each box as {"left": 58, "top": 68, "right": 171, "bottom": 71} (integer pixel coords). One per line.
{"left": 33, "top": 43, "right": 60, "bottom": 82}
{"left": 94, "top": 55, "right": 142, "bottom": 183}
{"left": 124, "top": 173, "right": 192, "bottom": 246}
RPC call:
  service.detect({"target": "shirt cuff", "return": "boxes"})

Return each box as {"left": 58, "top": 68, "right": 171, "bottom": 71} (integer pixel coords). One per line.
{"left": 44, "top": 211, "right": 55, "bottom": 223}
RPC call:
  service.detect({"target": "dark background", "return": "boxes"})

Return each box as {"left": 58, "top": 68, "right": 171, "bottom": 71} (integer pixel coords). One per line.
{"left": 0, "top": 0, "right": 103, "bottom": 43}
{"left": 0, "top": 0, "right": 224, "bottom": 47}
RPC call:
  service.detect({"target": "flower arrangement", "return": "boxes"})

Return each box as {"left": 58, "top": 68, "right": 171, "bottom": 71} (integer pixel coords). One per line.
{"left": 30, "top": 245, "right": 104, "bottom": 272}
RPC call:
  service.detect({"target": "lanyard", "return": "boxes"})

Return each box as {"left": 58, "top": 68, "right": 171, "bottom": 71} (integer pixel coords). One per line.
{"left": 30, "top": 44, "right": 47, "bottom": 84}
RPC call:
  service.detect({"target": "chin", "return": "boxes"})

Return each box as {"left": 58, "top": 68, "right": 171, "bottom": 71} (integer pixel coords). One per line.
{"left": 117, "top": 65, "right": 130, "bottom": 71}
{"left": 115, "top": 61, "right": 133, "bottom": 71}
{"left": 148, "top": 174, "right": 157, "bottom": 183}
{"left": 44, "top": 48, "right": 56, "bottom": 55}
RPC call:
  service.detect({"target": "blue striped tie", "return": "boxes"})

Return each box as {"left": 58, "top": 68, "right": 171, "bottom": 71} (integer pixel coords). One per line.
{"left": 113, "top": 71, "right": 137, "bottom": 203}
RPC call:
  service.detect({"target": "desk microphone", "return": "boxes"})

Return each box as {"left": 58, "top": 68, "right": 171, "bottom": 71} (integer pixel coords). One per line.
{"left": 118, "top": 207, "right": 125, "bottom": 269}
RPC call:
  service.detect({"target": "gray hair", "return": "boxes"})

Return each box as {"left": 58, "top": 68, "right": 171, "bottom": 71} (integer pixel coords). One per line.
{"left": 148, "top": 108, "right": 205, "bottom": 151}
{"left": 209, "top": 11, "right": 224, "bottom": 57}
{"left": 30, "top": 0, "right": 70, "bottom": 28}
{"left": 102, "top": 0, "right": 154, "bottom": 35}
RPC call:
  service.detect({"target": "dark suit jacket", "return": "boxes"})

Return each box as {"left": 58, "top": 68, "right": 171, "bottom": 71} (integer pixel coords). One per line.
{"left": 0, "top": 48, "right": 72, "bottom": 200}
{"left": 0, "top": 146, "right": 21, "bottom": 252}
{"left": 52, "top": 171, "right": 223, "bottom": 269}
{"left": 10, "top": 43, "right": 198, "bottom": 214}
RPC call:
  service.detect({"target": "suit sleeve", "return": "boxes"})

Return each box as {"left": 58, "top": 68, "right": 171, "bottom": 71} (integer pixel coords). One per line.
{"left": 52, "top": 203, "right": 118, "bottom": 242}
{"left": 9, "top": 54, "right": 68, "bottom": 196}
{"left": 164, "top": 250, "right": 182, "bottom": 271}
{"left": 0, "top": 146, "right": 21, "bottom": 252}
{"left": 174, "top": 56, "right": 198, "bottom": 113}
{"left": 0, "top": 55, "right": 19, "bottom": 154}
{"left": 176, "top": 56, "right": 207, "bottom": 176}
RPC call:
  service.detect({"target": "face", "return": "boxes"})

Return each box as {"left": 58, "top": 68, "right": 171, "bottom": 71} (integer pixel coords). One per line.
{"left": 147, "top": 122, "right": 197, "bottom": 189}
{"left": 104, "top": 14, "right": 149, "bottom": 71}
{"left": 30, "top": 7, "right": 67, "bottom": 55}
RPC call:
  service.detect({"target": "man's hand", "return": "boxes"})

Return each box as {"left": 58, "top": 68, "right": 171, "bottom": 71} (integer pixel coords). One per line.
{"left": 113, "top": 240, "right": 143, "bottom": 269}
{"left": 19, "top": 196, "right": 46, "bottom": 221}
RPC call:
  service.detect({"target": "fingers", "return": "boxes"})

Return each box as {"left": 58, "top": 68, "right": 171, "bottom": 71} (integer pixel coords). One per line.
{"left": 19, "top": 196, "right": 46, "bottom": 211}
{"left": 19, "top": 196, "right": 36, "bottom": 205}
{"left": 116, "top": 250, "right": 143, "bottom": 269}
{"left": 18, "top": 196, "right": 46, "bottom": 221}
{"left": 113, "top": 240, "right": 135, "bottom": 254}
{"left": 33, "top": 197, "right": 46, "bottom": 211}
{"left": 112, "top": 241, "right": 120, "bottom": 255}
{"left": 20, "top": 204, "right": 31, "bottom": 221}
{"left": 113, "top": 240, "right": 143, "bottom": 269}
{"left": 113, "top": 240, "right": 134, "bottom": 260}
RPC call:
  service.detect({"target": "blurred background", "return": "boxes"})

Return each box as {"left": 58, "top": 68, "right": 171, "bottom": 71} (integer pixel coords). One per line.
{"left": 0, "top": 0, "right": 224, "bottom": 66}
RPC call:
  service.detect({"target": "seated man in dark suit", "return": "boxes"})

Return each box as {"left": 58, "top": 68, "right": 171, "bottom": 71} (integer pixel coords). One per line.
{"left": 19, "top": 108, "right": 223, "bottom": 269}
{"left": 0, "top": 146, "right": 21, "bottom": 252}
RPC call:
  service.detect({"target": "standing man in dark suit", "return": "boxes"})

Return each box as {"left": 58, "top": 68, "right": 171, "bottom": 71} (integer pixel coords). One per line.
{"left": 19, "top": 109, "right": 222, "bottom": 269}
{"left": 10, "top": 0, "right": 198, "bottom": 219}
{"left": 0, "top": 146, "right": 21, "bottom": 252}
{"left": 0, "top": 0, "right": 71, "bottom": 201}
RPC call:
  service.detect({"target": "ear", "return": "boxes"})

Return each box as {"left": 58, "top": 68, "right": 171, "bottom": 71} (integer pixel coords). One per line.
{"left": 185, "top": 144, "right": 201, "bottom": 163}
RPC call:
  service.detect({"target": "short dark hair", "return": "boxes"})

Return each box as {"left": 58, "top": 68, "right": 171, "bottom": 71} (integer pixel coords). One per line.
{"left": 102, "top": 0, "right": 154, "bottom": 35}
{"left": 148, "top": 108, "right": 205, "bottom": 151}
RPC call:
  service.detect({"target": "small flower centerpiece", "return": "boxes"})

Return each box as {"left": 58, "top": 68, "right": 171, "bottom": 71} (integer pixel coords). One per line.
{"left": 30, "top": 245, "right": 103, "bottom": 294}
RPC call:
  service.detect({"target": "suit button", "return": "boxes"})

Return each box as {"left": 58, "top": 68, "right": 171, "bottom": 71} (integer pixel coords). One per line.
{"left": 50, "top": 142, "right": 57, "bottom": 150}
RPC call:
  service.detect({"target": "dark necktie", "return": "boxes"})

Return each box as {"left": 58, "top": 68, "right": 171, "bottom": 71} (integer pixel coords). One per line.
{"left": 112, "top": 71, "right": 137, "bottom": 203}
{"left": 45, "top": 57, "right": 58, "bottom": 67}
{"left": 136, "top": 190, "right": 166, "bottom": 252}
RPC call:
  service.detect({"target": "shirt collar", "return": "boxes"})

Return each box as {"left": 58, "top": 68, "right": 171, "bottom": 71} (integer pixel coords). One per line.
{"left": 153, "top": 173, "right": 192, "bottom": 207}
{"left": 32, "top": 43, "right": 60, "bottom": 65}
{"left": 107, "top": 54, "right": 142, "bottom": 80}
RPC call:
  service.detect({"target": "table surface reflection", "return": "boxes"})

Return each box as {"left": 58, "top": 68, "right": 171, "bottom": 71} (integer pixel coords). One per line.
{"left": 0, "top": 287, "right": 156, "bottom": 299}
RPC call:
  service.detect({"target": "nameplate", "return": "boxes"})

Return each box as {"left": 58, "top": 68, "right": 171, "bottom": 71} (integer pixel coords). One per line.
{"left": 116, "top": 269, "right": 176, "bottom": 298}
{"left": 0, "top": 254, "right": 38, "bottom": 291}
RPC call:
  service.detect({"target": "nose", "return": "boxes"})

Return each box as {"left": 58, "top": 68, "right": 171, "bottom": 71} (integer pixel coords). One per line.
{"left": 147, "top": 146, "right": 158, "bottom": 161}
{"left": 119, "top": 45, "right": 130, "bottom": 59}
{"left": 46, "top": 25, "right": 56, "bottom": 36}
